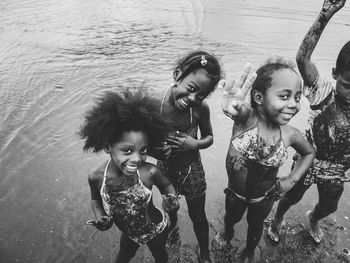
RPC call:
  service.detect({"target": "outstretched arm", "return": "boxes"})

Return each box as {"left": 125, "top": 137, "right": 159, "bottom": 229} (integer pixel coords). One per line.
{"left": 296, "top": 0, "right": 346, "bottom": 86}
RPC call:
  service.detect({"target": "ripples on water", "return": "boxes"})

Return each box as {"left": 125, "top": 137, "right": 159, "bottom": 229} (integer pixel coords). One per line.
{"left": 0, "top": 0, "right": 349, "bottom": 262}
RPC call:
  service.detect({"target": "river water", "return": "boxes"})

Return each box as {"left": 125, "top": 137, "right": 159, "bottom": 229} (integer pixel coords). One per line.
{"left": 0, "top": 0, "right": 349, "bottom": 262}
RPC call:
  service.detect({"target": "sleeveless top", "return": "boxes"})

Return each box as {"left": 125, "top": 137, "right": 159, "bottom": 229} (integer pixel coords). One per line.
{"left": 159, "top": 86, "right": 199, "bottom": 166}
{"left": 226, "top": 124, "right": 288, "bottom": 199}
{"left": 302, "top": 75, "right": 350, "bottom": 184}
{"left": 231, "top": 125, "right": 288, "bottom": 168}
{"left": 100, "top": 160, "right": 167, "bottom": 245}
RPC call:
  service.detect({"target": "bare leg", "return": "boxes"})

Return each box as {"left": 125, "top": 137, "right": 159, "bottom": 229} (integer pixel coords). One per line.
{"left": 239, "top": 198, "right": 274, "bottom": 263}
{"left": 307, "top": 182, "right": 344, "bottom": 243}
{"left": 215, "top": 190, "right": 247, "bottom": 247}
{"left": 115, "top": 232, "right": 139, "bottom": 263}
{"left": 268, "top": 177, "right": 310, "bottom": 242}
{"left": 186, "top": 193, "right": 211, "bottom": 263}
{"left": 148, "top": 227, "right": 169, "bottom": 263}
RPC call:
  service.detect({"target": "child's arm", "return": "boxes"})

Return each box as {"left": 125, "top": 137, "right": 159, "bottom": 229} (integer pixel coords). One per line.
{"left": 86, "top": 171, "right": 113, "bottom": 231}
{"left": 165, "top": 101, "right": 213, "bottom": 151}
{"left": 220, "top": 63, "right": 257, "bottom": 123}
{"left": 275, "top": 127, "right": 315, "bottom": 195}
{"left": 296, "top": 0, "right": 346, "bottom": 86}
{"left": 149, "top": 164, "right": 180, "bottom": 214}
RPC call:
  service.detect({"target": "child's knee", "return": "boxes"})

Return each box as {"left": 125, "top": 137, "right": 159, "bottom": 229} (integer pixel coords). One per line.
{"left": 283, "top": 191, "right": 304, "bottom": 205}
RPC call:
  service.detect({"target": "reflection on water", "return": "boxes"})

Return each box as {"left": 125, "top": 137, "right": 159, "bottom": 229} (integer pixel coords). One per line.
{"left": 0, "top": 0, "right": 349, "bottom": 262}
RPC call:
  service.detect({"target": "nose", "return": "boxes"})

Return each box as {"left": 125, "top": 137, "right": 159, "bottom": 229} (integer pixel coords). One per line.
{"left": 288, "top": 99, "right": 298, "bottom": 108}
{"left": 188, "top": 93, "right": 201, "bottom": 105}
{"left": 130, "top": 152, "right": 142, "bottom": 164}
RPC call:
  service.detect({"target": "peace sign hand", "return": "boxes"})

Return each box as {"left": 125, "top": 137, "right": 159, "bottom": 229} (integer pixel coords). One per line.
{"left": 220, "top": 63, "right": 257, "bottom": 119}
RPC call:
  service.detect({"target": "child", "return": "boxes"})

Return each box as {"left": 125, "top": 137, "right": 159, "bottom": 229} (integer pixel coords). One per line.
{"left": 80, "top": 89, "right": 180, "bottom": 263}
{"left": 269, "top": 0, "right": 350, "bottom": 244}
{"left": 152, "top": 50, "right": 222, "bottom": 263}
{"left": 215, "top": 60, "right": 315, "bottom": 263}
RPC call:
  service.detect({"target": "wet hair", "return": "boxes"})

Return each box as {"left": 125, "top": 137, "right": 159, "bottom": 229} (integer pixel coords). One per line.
{"left": 79, "top": 88, "right": 168, "bottom": 152}
{"left": 335, "top": 41, "right": 350, "bottom": 75}
{"left": 250, "top": 56, "right": 299, "bottom": 108}
{"left": 173, "top": 50, "right": 222, "bottom": 92}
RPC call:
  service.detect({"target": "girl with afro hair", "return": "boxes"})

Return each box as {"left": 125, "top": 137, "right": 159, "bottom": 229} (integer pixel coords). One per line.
{"left": 80, "top": 89, "right": 179, "bottom": 263}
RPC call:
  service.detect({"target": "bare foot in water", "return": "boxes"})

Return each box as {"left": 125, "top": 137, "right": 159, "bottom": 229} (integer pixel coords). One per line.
{"left": 213, "top": 227, "right": 234, "bottom": 249}
{"left": 306, "top": 210, "right": 324, "bottom": 243}
{"left": 198, "top": 254, "right": 212, "bottom": 263}
{"left": 236, "top": 247, "right": 254, "bottom": 263}
{"left": 267, "top": 218, "right": 285, "bottom": 242}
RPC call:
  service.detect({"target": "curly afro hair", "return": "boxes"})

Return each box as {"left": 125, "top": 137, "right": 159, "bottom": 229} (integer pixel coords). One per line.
{"left": 79, "top": 88, "right": 168, "bottom": 152}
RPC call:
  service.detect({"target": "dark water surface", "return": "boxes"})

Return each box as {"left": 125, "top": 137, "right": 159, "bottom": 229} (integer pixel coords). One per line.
{"left": 0, "top": 0, "right": 349, "bottom": 262}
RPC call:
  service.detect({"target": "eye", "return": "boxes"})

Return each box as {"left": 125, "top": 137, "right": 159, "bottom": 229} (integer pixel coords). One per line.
{"left": 188, "top": 85, "right": 196, "bottom": 92}
{"left": 295, "top": 96, "right": 301, "bottom": 102}
{"left": 279, "top": 95, "right": 289, "bottom": 100}
{"left": 122, "top": 148, "right": 133, "bottom": 154}
{"left": 140, "top": 148, "right": 148, "bottom": 155}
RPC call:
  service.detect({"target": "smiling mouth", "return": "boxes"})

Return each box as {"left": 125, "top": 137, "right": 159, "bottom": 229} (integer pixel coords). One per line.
{"left": 179, "top": 98, "right": 189, "bottom": 108}
{"left": 281, "top": 112, "right": 295, "bottom": 119}
{"left": 125, "top": 165, "right": 138, "bottom": 173}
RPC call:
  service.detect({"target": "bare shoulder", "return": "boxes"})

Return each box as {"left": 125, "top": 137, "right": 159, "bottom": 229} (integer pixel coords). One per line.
{"left": 199, "top": 100, "right": 210, "bottom": 112}
{"left": 193, "top": 100, "right": 210, "bottom": 119}
{"left": 139, "top": 162, "right": 162, "bottom": 182}
{"left": 280, "top": 125, "right": 304, "bottom": 146}
{"left": 88, "top": 162, "right": 105, "bottom": 186}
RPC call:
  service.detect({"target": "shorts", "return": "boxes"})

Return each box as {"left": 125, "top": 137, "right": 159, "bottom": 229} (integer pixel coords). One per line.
{"left": 157, "top": 154, "right": 206, "bottom": 200}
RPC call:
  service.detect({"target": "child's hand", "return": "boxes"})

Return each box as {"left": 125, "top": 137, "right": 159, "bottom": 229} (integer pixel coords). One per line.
{"left": 265, "top": 176, "right": 296, "bottom": 200}
{"left": 166, "top": 131, "right": 198, "bottom": 152}
{"left": 275, "top": 176, "right": 296, "bottom": 193}
{"left": 86, "top": 215, "right": 113, "bottom": 231}
{"left": 265, "top": 177, "right": 296, "bottom": 200}
{"left": 220, "top": 63, "right": 257, "bottom": 119}
{"left": 321, "top": 0, "right": 346, "bottom": 16}
{"left": 162, "top": 193, "right": 180, "bottom": 214}
{"left": 153, "top": 142, "right": 173, "bottom": 160}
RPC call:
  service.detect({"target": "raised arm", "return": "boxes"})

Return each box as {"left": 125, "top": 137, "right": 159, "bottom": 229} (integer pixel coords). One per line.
{"left": 296, "top": 0, "right": 346, "bottom": 86}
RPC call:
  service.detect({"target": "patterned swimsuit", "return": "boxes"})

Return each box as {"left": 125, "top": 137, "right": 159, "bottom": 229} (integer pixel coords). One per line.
{"left": 302, "top": 75, "right": 350, "bottom": 185}
{"left": 157, "top": 87, "right": 207, "bottom": 199}
{"left": 100, "top": 160, "right": 167, "bottom": 245}
{"left": 226, "top": 125, "right": 288, "bottom": 202}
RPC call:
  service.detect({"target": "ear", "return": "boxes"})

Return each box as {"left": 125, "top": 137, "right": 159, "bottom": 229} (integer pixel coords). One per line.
{"left": 104, "top": 145, "right": 111, "bottom": 154}
{"left": 332, "top": 67, "right": 338, "bottom": 80}
{"left": 252, "top": 90, "right": 263, "bottom": 106}
{"left": 173, "top": 66, "right": 182, "bottom": 81}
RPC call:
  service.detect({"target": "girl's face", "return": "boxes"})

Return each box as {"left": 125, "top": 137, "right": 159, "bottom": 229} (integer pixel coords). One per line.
{"left": 333, "top": 69, "right": 350, "bottom": 104}
{"left": 260, "top": 69, "right": 302, "bottom": 125}
{"left": 106, "top": 131, "right": 148, "bottom": 176}
{"left": 172, "top": 69, "right": 213, "bottom": 110}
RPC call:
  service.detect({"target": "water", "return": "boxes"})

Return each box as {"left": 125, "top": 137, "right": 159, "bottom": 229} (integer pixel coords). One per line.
{"left": 0, "top": 0, "right": 349, "bottom": 262}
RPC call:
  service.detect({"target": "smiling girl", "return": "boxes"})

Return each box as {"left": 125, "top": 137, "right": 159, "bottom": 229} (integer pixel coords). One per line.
{"left": 152, "top": 50, "right": 222, "bottom": 263}
{"left": 215, "top": 60, "right": 315, "bottom": 263}
{"left": 80, "top": 89, "right": 179, "bottom": 263}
